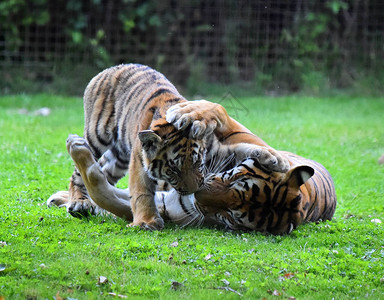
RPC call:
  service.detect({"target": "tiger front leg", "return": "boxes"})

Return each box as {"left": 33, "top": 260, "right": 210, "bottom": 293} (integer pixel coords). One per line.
{"left": 128, "top": 155, "right": 164, "bottom": 230}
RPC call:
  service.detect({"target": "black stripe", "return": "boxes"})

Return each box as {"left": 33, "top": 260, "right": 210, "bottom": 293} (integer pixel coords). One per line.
{"left": 106, "top": 170, "right": 121, "bottom": 184}
{"left": 290, "top": 195, "right": 302, "bottom": 209}
{"left": 165, "top": 97, "right": 182, "bottom": 104}
{"left": 267, "top": 209, "right": 277, "bottom": 231}
{"left": 135, "top": 88, "right": 174, "bottom": 112}
{"left": 238, "top": 163, "right": 257, "bottom": 176}
{"left": 172, "top": 144, "right": 183, "bottom": 153}
{"left": 248, "top": 206, "right": 257, "bottom": 223}
{"left": 249, "top": 158, "right": 273, "bottom": 175}
{"left": 71, "top": 175, "right": 85, "bottom": 188}
{"left": 91, "top": 71, "right": 110, "bottom": 105}
{"left": 320, "top": 174, "right": 328, "bottom": 218}
{"left": 87, "top": 136, "right": 102, "bottom": 159}
{"left": 205, "top": 139, "right": 214, "bottom": 153}
{"left": 115, "top": 160, "right": 129, "bottom": 171}
{"left": 95, "top": 78, "right": 114, "bottom": 146}
{"left": 111, "top": 145, "right": 130, "bottom": 164}
{"left": 105, "top": 105, "right": 116, "bottom": 130}
{"left": 154, "top": 122, "right": 174, "bottom": 130}
{"left": 263, "top": 184, "right": 272, "bottom": 206}
{"left": 273, "top": 184, "right": 288, "bottom": 207}
{"left": 255, "top": 208, "right": 267, "bottom": 228}
{"left": 178, "top": 194, "right": 193, "bottom": 216}
{"left": 306, "top": 178, "right": 319, "bottom": 221}
{"left": 219, "top": 131, "right": 256, "bottom": 142}
{"left": 250, "top": 184, "right": 260, "bottom": 203}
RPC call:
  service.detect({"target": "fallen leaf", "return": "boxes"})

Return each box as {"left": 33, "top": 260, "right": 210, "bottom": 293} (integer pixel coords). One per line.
{"left": 284, "top": 272, "right": 295, "bottom": 279}
{"left": 268, "top": 289, "right": 282, "bottom": 296}
{"left": 34, "top": 107, "right": 51, "bottom": 116}
{"left": 18, "top": 108, "right": 29, "bottom": 115}
{"left": 171, "top": 281, "right": 184, "bottom": 290}
{"left": 108, "top": 292, "right": 128, "bottom": 298}
{"left": 272, "top": 290, "right": 281, "bottom": 296}
{"left": 371, "top": 218, "right": 382, "bottom": 224}
{"left": 55, "top": 291, "right": 63, "bottom": 300}
{"left": 98, "top": 276, "right": 108, "bottom": 285}
{"left": 204, "top": 253, "right": 212, "bottom": 261}
{"left": 221, "top": 279, "right": 230, "bottom": 286}
{"left": 215, "top": 286, "right": 242, "bottom": 296}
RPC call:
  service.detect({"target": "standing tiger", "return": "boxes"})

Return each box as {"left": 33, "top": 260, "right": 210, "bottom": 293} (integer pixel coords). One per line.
{"left": 47, "top": 64, "right": 289, "bottom": 230}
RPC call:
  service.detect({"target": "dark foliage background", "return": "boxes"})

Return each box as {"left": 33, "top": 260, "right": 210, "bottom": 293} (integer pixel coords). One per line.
{"left": 1, "top": 0, "right": 383, "bottom": 95}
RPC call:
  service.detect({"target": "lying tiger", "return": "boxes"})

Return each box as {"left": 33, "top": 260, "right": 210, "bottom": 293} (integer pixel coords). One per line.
{"left": 47, "top": 64, "right": 289, "bottom": 230}
{"left": 47, "top": 64, "right": 336, "bottom": 234}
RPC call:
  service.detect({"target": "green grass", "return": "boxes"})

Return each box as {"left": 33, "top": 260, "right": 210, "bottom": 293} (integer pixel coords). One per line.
{"left": 1, "top": 94, "right": 384, "bottom": 299}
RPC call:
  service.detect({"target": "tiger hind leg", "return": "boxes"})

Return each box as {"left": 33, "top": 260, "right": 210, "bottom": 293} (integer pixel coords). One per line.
{"left": 65, "top": 134, "right": 134, "bottom": 220}
{"left": 66, "top": 167, "right": 102, "bottom": 217}
{"left": 47, "top": 134, "right": 105, "bottom": 217}
{"left": 47, "top": 166, "right": 104, "bottom": 218}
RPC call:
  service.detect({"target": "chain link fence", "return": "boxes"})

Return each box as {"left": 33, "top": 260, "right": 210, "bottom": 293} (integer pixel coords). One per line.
{"left": 1, "top": 0, "right": 383, "bottom": 95}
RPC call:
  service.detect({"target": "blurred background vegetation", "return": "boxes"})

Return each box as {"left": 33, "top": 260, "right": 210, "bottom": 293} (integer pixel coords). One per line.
{"left": 0, "top": 0, "right": 383, "bottom": 96}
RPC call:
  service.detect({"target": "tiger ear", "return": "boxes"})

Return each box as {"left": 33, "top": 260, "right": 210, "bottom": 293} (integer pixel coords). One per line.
{"left": 287, "top": 165, "right": 314, "bottom": 188}
{"left": 138, "top": 130, "right": 162, "bottom": 159}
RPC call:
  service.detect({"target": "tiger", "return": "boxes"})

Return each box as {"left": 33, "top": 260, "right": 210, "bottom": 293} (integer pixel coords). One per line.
{"left": 49, "top": 133, "right": 336, "bottom": 235}
{"left": 47, "top": 64, "right": 289, "bottom": 230}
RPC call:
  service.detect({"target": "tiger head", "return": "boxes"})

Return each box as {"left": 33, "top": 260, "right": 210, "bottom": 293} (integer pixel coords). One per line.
{"left": 138, "top": 129, "right": 205, "bottom": 195}
{"left": 194, "top": 157, "right": 314, "bottom": 234}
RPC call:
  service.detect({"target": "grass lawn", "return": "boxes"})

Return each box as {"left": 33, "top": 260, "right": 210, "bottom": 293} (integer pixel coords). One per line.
{"left": 1, "top": 94, "right": 383, "bottom": 299}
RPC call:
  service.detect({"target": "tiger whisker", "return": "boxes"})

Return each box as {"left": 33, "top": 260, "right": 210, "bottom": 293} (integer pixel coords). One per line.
{"left": 169, "top": 207, "right": 202, "bottom": 228}
{"left": 180, "top": 214, "right": 202, "bottom": 228}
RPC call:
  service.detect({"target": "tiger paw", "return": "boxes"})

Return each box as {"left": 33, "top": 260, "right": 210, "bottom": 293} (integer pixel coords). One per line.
{"left": 249, "top": 147, "right": 290, "bottom": 173}
{"left": 166, "top": 100, "right": 226, "bottom": 139}
{"left": 66, "top": 134, "right": 95, "bottom": 169}
{"left": 48, "top": 192, "right": 100, "bottom": 218}
{"left": 66, "top": 199, "right": 100, "bottom": 218}
{"left": 129, "top": 217, "right": 164, "bottom": 231}
{"left": 47, "top": 190, "right": 69, "bottom": 207}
